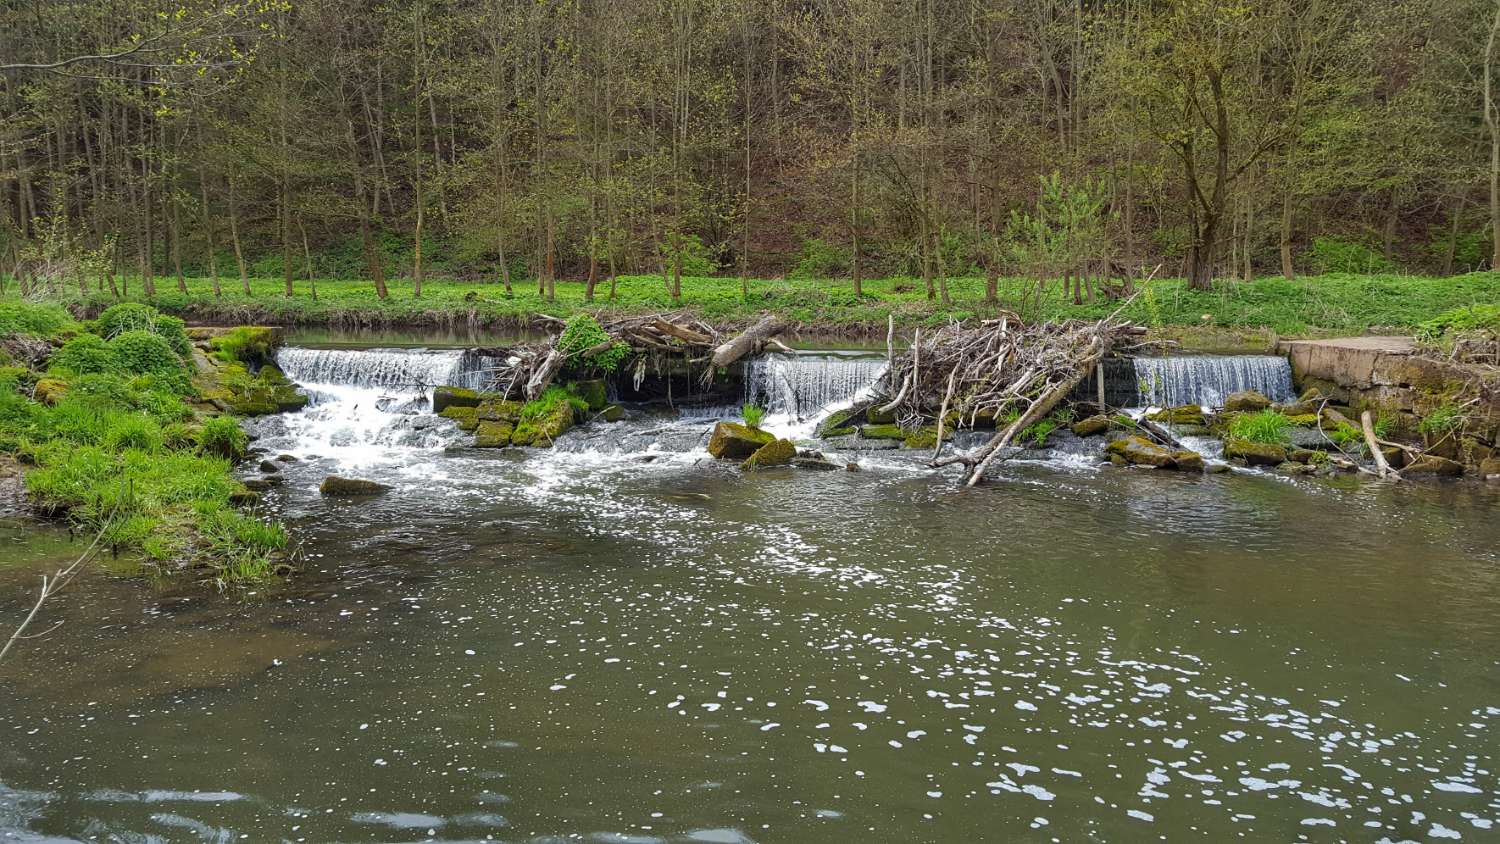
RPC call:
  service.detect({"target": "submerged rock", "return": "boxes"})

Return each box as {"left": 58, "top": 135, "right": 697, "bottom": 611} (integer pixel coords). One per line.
{"left": 1223, "top": 390, "right": 1271, "bottom": 412}
{"left": 858, "top": 423, "right": 907, "bottom": 441}
{"left": 570, "top": 379, "right": 609, "bottom": 411}
{"left": 319, "top": 476, "right": 390, "bottom": 496}
{"left": 600, "top": 404, "right": 625, "bottom": 422}
{"left": 1171, "top": 451, "right": 1205, "bottom": 472}
{"left": 241, "top": 478, "right": 278, "bottom": 492}
{"left": 1147, "top": 405, "right": 1206, "bottom": 426}
{"left": 707, "top": 421, "right": 775, "bottom": 459}
{"left": 791, "top": 456, "right": 841, "bottom": 471}
{"left": 742, "top": 438, "right": 797, "bottom": 470}
{"left": 257, "top": 459, "right": 282, "bottom": 473}
{"left": 1223, "top": 439, "right": 1287, "bottom": 466}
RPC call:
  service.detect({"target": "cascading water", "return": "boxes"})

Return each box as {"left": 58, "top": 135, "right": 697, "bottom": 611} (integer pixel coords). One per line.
{"left": 743, "top": 352, "right": 888, "bottom": 422}
{"left": 268, "top": 347, "right": 482, "bottom": 466}
{"left": 1132, "top": 355, "right": 1293, "bottom": 408}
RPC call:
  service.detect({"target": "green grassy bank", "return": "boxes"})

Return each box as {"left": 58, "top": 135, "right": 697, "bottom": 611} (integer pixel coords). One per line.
{"left": 0, "top": 302, "right": 287, "bottom": 587}
{"left": 25, "top": 271, "right": 1500, "bottom": 337}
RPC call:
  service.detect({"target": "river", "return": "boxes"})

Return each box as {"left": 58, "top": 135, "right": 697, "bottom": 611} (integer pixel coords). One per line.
{"left": 1, "top": 344, "right": 1498, "bottom": 842}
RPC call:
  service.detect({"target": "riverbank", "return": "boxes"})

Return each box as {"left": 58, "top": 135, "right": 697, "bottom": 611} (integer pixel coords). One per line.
{"left": 41, "top": 271, "right": 1500, "bottom": 339}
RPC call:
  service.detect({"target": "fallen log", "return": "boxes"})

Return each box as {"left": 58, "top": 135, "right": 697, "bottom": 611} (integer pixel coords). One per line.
{"left": 524, "top": 348, "right": 566, "bottom": 400}
{"left": 711, "top": 315, "right": 790, "bottom": 367}
{"left": 1362, "top": 410, "right": 1398, "bottom": 480}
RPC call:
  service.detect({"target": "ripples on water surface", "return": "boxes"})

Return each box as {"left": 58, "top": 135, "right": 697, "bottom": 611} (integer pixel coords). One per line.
{"left": 2, "top": 418, "right": 1499, "bottom": 842}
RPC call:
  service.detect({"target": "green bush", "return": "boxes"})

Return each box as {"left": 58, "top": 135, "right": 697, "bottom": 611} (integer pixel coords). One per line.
{"left": 1418, "top": 303, "right": 1500, "bottom": 340}
{"left": 519, "top": 385, "right": 588, "bottom": 423}
{"left": 1227, "top": 409, "right": 1291, "bottom": 444}
{"left": 557, "top": 314, "right": 631, "bottom": 373}
{"left": 196, "top": 415, "right": 248, "bottom": 459}
{"left": 102, "top": 414, "right": 164, "bottom": 453}
{"left": 209, "top": 326, "right": 277, "bottom": 366}
{"left": 1418, "top": 404, "right": 1464, "bottom": 436}
{"left": 791, "top": 238, "right": 852, "bottom": 279}
{"left": 1305, "top": 237, "right": 1395, "bottom": 275}
{"left": 660, "top": 233, "right": 718, "bottom": 276}
{"left": 108, "top": 331, "right": 184, "bottom": 380}
{"left": 741, "top": 403, "right": 767, "bottom": 428}
{"left": 49, "top": 334, "right": 119, "bottom": 376}
{"left": 95, "top": 303, "right": 191, "bottom": 356}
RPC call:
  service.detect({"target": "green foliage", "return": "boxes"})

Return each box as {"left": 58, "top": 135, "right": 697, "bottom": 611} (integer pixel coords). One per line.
{"left": 1418, "top": 303, "right": 1500, "bottom": 340}
{"left": 49, "top": 333, "right": 119, "bottom": 376}
{"left": 194, "top": 504, "right": 288, "bottom": 586}
{"left": 102, "top": 414, "right": 164, "bottom": 453}
{"left": 196, "top": 415, "right": 249, "bottom": 459}
{"left": 791, "top": 238, "right": 852, "bottom": 279}
{"left": 1326, "top": 422, "right": 1362, "bottom": 448}
{"left": 1418, "top": 404, "right": 1464, "bottom": 437}
{"left": 108, "top": 331, "right": 185, "bottom": 382}
{"left": 1006, "top": 172, "right": 1112, "bottom": 281}
{"left": 557, "top": 314, "right": 630, "bottom": 373}
{"left": 1305, "top": 237, "right": 1395, "bottom": 275}
{"left": 519, "top": 384, "right": 588, "bottom": 423}
{"left": 0, "top": 302, "right": 73, "bottom": 338}
{"left": 209, "top": 326, "right": 277, "bottom": 365}
{"left": 1022, "top": 417, "right": 1059, "bottom": 446}
{"left": 1227, "top": 410, "right": 1291, "bottom": 444}
{"left": 660, "top": 234, "right": 718, "bottom": 276}
{"left": 741, "top": 403, "right": 767, "bottom": 428}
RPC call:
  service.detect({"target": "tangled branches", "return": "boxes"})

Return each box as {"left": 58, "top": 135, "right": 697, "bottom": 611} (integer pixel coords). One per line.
{"left": 878, "top": 312, "right": 1148, "bottom": 486}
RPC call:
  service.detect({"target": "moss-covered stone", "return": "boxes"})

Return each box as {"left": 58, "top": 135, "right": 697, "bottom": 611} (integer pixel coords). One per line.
{"left": 865, "top": 405, "right": 897, "bottom": 425}
{"left": 858, "top": 423, "right": 907, "bottom": 440}
{"left": 601, "top": 404, "right": 625, "bottom": 422}
{"left": 1223, "top": 390, "right": 1270, "bottom": 412}
{"left": 477, "top": 399, "right": 522, "bottom": 422}
{"left": 1171, "top": 450, "right": 1205, "bottom": 472}
{"left": 902, "top": 427, "right": 947, "bottom": 449}
{"left": 433, "top": 385, "right": 482, "bottom": 414}
{"left": 228, "top": 486, "right": 262, "bottom": 506}
{"left": 742, "top": 438, "right": 797, "bottom": 470}
{"left": 1285, "top": 413, "right": 1320, "bottom": 427}
{"left": 570, "top": 379, "right": 609, "bottom": 411}
{"left": 474, "top": 420, "right": 514, "bottom": 448}
{"left": 707, "top": 421, "right": 775, "bottom": 459}
{"left": 510, "top": 401, "right": 574, "bottom": 447}
{"left": 1070, "top": 414, "right": 1111, "bottom": 437}
{"left": 1404, "top": 454, "right": 1464, "bottom": 477}
{"left": 1480, "top": 457, "right": 1500, "bottom": 479}
{"left": 319, "top": 475, "right": 390, "bottom": 496}
{"left": 1147, "top": 405, "right": 1207, "bottom": 426}
{"left": 33, "top": 377, "right": 68, "bottom": 405}
{"left": 816, "top": 408, "right": 859, "bottom": 438}
{"left": 1224, "top": 438, "right": 1287, "bottom": 466}
{"left": 1106, "top": 435, "right": 1176, "bottom": 467}
{"left": 440, "top": 405, "right": 481, "bottom": 431}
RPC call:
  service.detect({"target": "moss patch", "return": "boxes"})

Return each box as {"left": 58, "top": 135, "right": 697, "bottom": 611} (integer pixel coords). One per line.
{"left": 708, "top": 421, "right": 775, "bottom": 459}
{"left": 742, "top": 438, "right": 797, "bottom": 470}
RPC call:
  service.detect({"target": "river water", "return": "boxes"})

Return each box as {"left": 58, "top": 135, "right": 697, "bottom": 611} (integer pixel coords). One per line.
{"left": 2, "top": 352, "right": 1499, "bottom": 842}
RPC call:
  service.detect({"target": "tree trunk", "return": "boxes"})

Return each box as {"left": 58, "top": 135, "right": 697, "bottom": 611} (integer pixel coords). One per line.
{"left": 712, "top": 315, "right": 791, "bottom": 367}
{"left": 201, "top": 179, "right": 221, "bottom": 297}
{"left": 1279, "top": 191, "right": 1294, "bottom": 280}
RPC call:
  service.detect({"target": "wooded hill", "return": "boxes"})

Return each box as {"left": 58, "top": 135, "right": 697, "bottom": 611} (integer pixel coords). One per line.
{"left": 3, "top": 0, "right": 1499, "bottom": 303}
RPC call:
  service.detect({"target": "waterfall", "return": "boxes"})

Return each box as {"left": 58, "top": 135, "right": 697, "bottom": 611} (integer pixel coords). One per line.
{"left": 1132, "top": 355, "right": 1294, "bottom": 408}
{"left": 268, "top": 347, "right": 479, "bottom": 466}
{"left": 743, "top": 352, "right": 888, "bottom": 422}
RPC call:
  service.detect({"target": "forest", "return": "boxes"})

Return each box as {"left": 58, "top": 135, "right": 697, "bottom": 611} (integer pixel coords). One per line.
{"left": 3, "top": 0, "right": 1500, "bottom": 306}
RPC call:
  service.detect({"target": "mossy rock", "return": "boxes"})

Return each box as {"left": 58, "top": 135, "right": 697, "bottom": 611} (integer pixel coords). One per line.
{"left": 816, "top": 408, "right": 860, "bottom": 438}
{"left": 258, "top": 364, "right": 291, "bottom": 386}
{"left": 1106, "top": 435, "right": 1176, "bottom": 468}
{"left": 319, "top": 475, "right": 390, "bottom": 496}
{"left": 1147, "top": 405, "right": 1206, "bottom": 426}
{"left": 1288, "top": 448, "right": 1327, "bottom": 465}
{"left": 273, "top": 387, "right": 308, "bottom": 412}
{"left": 1070, "top": 414, "right": 1111, "bottom": 437}
{"left": 1479, "top": 457, "right": 1500, "bottom": 479}
{"left": 477, "top": 400, "right": 523, "bottom": 423}
{"left": 707, "top": 421, "right": 775, "bottom": 459}
{"left": 742, "top": 438, "right": 797, "bottom": 470}
{"left": 33, "top": 377, "right": 68, "bottom": 406}
{"left": 1171, "top": 450, "right": 1206, "bottom": 472}
{"left": 474, "top": 420, "right": 514, "bottom": 448}
{"left": 858, "top": 424, "right": 907, "bottom": 441}
{"left": 600, "top": 404, "right": 625, "bottom": 422}
{"left": 440, "top": 405, "right": 481, "bottom": 431}
{"left": 902, "top": 427, "right": 947, "bottom": 449}
{"left": 511, "top": 402, "right": 574, "bottom": 447}
{"left": 1404, "top": 454, "right": 1464, "bottom": 477}
{"left": 570, "top": 379, "right": 608, "bottom": 411}
{"left": 228, "top": 486, "right": 262, "bottom": 506}
{"left": 433, "top": 385, "right": 483, "bottom": 414}
{"left": 1223, "top": 439, "right": 1287, "bottom": 466}
{"left": 1223, "top": 390, "right": 1271, "bottom": 412}
{"left": 1285, "top": 413, "right": 1320, "bottom": 427}
{"left": 865, "top": 405, "right": 897, "bottom": 425}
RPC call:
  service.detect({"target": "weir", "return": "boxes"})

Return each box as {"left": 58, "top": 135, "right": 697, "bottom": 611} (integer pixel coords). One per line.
{"left": 742, "top": 352, "right": 887, "bottom": 421}
{"left": 276, "top": 347, "right": 488, "bottom": 398}
{"left": 1130, "top": 355, "right": 1294, "bottom": 408}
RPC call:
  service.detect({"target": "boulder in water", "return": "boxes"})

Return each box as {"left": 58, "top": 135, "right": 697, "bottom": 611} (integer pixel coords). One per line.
{"left": 707, "top": 421, "right": 775, "bottom": 459}
{"left": 440, "top": 405, "right": 481, "bottom": 431}
{"left": 433, "top": 386, "right": 482, "bottom": 414}
{"left": 1223, "top": 439, "right": 1287, "bottom": 466}
{"left": 1223, "top": 390, "right": 1271, "bottom": 412}
{"left": 319, "top": 476, "right": 390, "bottom": 496}
{"left": 1147, "top": 405, "right": 1207, "bottom": 426}
{"left": 865, "top": 404, "right": 897, "bottom": 425}
{"left": 1403, "top": 454, "right": 1464, "bottom": 477}
{"left": 228, "top": 486, "right": 261, "bottom": 506}
{"left": 474, "top": 420, "right": 514, "bottom": 448}
{"left": 1171, "top": 450, "right": 1206, "bottom": 472}
{"left": 742, "top": 438, "right": 797, "bottom": 470}
{"left": 601, "top": 404, "right": 625, "bottom": 422}
{"left": 1106, "top": 436, "right": 1177, "bottom": 468}
{"left": 276, "top": 454, "right": 298, "bottom": 463}
{"left": 477, "top": 399, "right": 522, "bottom": 422}
{"left": 570, "top": 379, "right": 609, "bottom": 411}
{"left": 858, "top": 424, "right": 906, "bottom": 441}
{"left": 816, "top": 407, "right": 861, "bottom": 438}
{"left": 257, "top": 459, "right": 282, "bottom": 473}
{"left": 510, "top": 401, "right": 575, "bottom": 447}
{"left": 1070, "top": 414, "right": 1112, "bottom": 437}
{"left": 242, "top": 477, "right": 279, "bottom": 491}
{"left": 902, "top": 427, "right": 946, "bottom": 449}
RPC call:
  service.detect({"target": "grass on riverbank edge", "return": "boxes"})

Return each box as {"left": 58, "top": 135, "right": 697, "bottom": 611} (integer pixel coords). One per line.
{"left": 0, "top": 302, "right": 286, "bottom": 588}
{"left": 21, "top": 271, "right": 1499, "bottom": 337}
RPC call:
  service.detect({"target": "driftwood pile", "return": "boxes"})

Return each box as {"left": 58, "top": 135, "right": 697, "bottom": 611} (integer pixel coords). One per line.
{"left": 877, "top": 312, "right": 1148, "bottom": 486}
{"left": 481, "top": 312, "right": 791, "bottom": 400}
